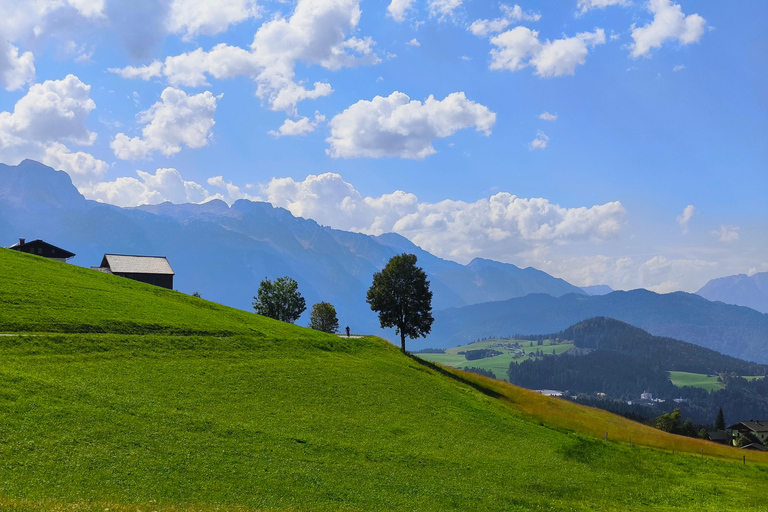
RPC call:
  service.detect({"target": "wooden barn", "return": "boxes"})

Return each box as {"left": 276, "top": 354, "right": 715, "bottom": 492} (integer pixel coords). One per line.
{"left": 9, "top": 238, "right": 75, "bottom": 262}
{"left": 95, "top": 254, "right": 175, "bottom": 289}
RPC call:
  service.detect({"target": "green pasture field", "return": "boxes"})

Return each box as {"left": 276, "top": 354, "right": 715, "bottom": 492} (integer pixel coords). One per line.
{"left": 420, "top": 338, "right": 573, "bottom": 379}
{"left": 1, "top": 249, "right": 768, "bottom": 512}
{"left": 669, "top": 371, "right": 725, "bottom": 392}
{"left": 669, "top": 371, "right": 765, "bottom": 392}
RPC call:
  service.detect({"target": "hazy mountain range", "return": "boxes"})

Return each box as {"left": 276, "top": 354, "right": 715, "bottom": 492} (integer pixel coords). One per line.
{"left": 0, "top": 160, "right": 584, "bottom": 336}
{"left": 2, "top": 160, "right": 766, "bottom": 361}
{"left": 697, "top": 272, "right": 768, "bottom": 314}
{"left": 580, "top": 285, "right": 614, "bottom": 296}
{"left": 422, "top": 290, "right": 768, "bottom": 363}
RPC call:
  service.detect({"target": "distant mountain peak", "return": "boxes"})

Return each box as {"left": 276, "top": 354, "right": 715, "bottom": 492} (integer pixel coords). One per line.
{"left": 580, "top": 285, "right": 614, "bottom": 296}
{"left": 373, "top": 232, "right": 420, "bottom": 251}
{"left": 0, "top": 160, "right": 88, "bottom": 211}
{"left": 697, "top": 272, "right": 768, "bottom": 314}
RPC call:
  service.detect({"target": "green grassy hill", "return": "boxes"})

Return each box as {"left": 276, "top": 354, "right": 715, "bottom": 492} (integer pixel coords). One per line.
{"left": 1, "top": 249, "right": 768, "bottom": 512}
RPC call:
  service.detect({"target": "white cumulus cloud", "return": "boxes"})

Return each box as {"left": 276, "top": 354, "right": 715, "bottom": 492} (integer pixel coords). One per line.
{"left": 630, "top": 0, "right": 706, "bottom": 58}
{"left": 0, "top": 39, "right": 35, "bottom": 91}
{"left": 258, "top": 172, "right": 626, "bottom": 263}
{"left": 469, "top": 4, "right": 541, "bottom": 37}
{"left": 530, "top": 130, "right": 548, "bottom": 150}
{"left": 111, "top": 0, "right": 379, "bottom": 114}
{"left": 108, "top": 61, "right": 164, "bottom": 81}
{"left": 387, "top": 0, "right": 416, "bottom": 22}
{"left": 639, "top": 255, "right": 717, "bottom": 293}
{"left": 428, "top": 0, "right": 462, "bottom": 20}
{"left": 84, "top": 167, "right": 211, "bottom": 207}
{"left": 161, "top": 45, "right": 259, "bottom": 87}
{"left": 576, "top": 0, "right": 630, "bottom": 15}
{"left": 713, "top": 225, "right": 739, "bottom": 243}
{"left": 490, "top": 26, "right": 606, "bottom": 77}
{"left": 166, "top": 0, "right": 261, "bottom": 41}
{"left": 268, "top": 112, "right": 326, "bottom": 137}
{"left": 535, "top": 253, "right": 719, "bottom": 293}
{"left": 538, "top": 112, "right": 557, "bottom": 121}
{"left": 676, "top": 204, "right": 694, "bottom": 233}
{"left": 325, "top": 91, "right": 496, "bottom": 160}
{"left": 207, "top": 175, "right": 259, "bottom": 202}
{"left": 0, "top": 74, "right": 107, "bottom": 185}
{"left": 111, "top": 87, "right": 220, "bottom": 160}
{"left": 0, "top": 1, "right": 105, "bottom": 41}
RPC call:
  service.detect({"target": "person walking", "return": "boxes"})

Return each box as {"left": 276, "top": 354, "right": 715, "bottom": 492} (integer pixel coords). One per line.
{"left": 345, "top": 326, "right": 350, "bottom": 337}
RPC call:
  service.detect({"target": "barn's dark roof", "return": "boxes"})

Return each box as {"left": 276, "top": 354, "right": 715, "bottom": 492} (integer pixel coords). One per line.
{"left": 101, "top": 254, "right": 174, "bottom": 275}
{"left": 706, "top": 431, "right": 729, "bottom": 442}
{"left": 9, "top": 239, "right": 75, "bottom": 259}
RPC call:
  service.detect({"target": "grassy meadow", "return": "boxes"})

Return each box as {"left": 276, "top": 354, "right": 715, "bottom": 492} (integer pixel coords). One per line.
{"left": 668, "top": 371, "right": 726, "bottom": 392}
{"left": 668, "top": 371, "right": 764, "bottom": 392}
{"left": 419, "top": 338, "right": 573, "bottom": 380}
{"left": 1, "top": 249, "right": 768, "bottom": 512}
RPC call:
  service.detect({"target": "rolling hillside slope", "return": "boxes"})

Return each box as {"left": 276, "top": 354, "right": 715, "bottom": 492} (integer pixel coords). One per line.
{"left": 1, "top": 249, "right": 767, "bottom": 512}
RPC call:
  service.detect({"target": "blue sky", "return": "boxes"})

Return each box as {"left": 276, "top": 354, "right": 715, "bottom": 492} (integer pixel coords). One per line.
{"left": 1, "top": 0, "right": 766, "bottom": 292}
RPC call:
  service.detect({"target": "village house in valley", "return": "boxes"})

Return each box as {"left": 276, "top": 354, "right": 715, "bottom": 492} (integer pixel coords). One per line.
{"left": 93, "top": 254, "right": 175, "bottom": 290}
{"left": 728, "top": 421, "right": 768, "bottom": 450}
{"left": 9, "top": 238, "right": 75, "bottom": 262}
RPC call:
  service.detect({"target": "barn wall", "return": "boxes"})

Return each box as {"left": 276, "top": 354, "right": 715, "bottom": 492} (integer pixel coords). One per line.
{"left": 114, "top": 272, "right": 174, "bottom": 290}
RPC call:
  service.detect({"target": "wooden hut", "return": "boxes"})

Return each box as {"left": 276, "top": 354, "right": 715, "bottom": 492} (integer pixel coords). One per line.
{"left": 9, "top": 238, "right": 75, "bottom": 262}
{"left": 95, "top": 254, "right": 175, "bottom": 289}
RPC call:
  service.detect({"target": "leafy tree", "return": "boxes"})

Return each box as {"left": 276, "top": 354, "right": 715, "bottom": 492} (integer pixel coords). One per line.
{"left": 715, "top": 407, "right": 725, "bottom": 431}
{"left": 366, "top": 253, "right": 433, "bottom": 353}
{"left": 308, "top": 302, "right": 339, "bottom": 333}
{"left": 252, "top": 276, "right": 306, "bottom": 323}
{"left": 735, "top": 432, "right": 763, "bottom": 448}
{"left": 656, "top": 409, "right": 683, "bottom": 434}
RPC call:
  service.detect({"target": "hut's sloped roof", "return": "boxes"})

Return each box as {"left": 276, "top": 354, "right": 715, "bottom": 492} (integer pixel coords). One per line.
{"left": 101, "top": 254, "right": 174, "bottom": 275}
{"left": 706, "top": 431, "right": 729, "bottom": 442}
{"left": 728, "top": 421, "right": 768, "bottom": 433}
{"left": 10, "top": 239, "right": 75, "bottom": 258}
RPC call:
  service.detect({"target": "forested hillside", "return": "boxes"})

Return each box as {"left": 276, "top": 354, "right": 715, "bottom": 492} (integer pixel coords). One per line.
{"left": 506, "top": 318, "right": 768, "bottom": 425}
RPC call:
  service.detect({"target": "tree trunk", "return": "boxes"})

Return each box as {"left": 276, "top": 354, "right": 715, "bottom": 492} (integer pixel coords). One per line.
{"left": 400, "top": 331, "right": 406, "bottom": 353}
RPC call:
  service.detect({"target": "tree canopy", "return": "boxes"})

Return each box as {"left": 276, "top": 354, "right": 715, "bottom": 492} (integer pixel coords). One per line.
{"left": 309, "top": 302, "right": 339, "bottom": 333}
{"left": 715, "top": 407, "right": 726, "bottom": 431}
{"left": 366, "top": 253, "right": 433, "bottom": 353}
{"left": 252, "top": 276, "right": 306, "bottom": 323}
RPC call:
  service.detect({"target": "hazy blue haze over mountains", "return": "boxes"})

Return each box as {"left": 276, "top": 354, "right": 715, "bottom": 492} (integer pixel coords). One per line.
{"left": 0, "top": 160, "right": 586, "bottom": 337}
{"left": 5, "top": 160, "right": 765, "bottom": 357}
{"left": 580, "top": 285, "right": 614, "bottom": 296}
{"left": 424, "top": 291, "right": 768, "bottom": 363}
{"left": 697, "top": 273, "right": 768, "bottom": 314}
